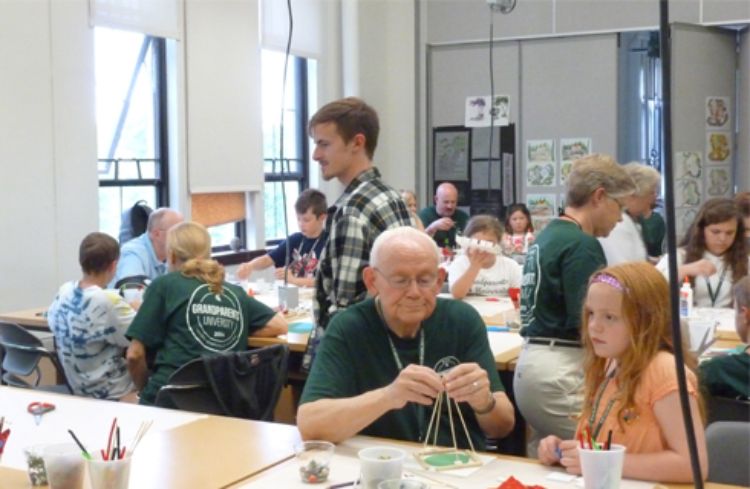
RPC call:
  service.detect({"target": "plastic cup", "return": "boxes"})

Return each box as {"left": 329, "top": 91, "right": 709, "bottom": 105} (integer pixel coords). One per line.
{"left": 358, "top": 447, "right": 406, "bottom": 489}
{"left": 87, "top": 453, "right": 132, "bottom": 489}
{"left": 294, "top": 440, "right": 334, "bottom": 483}
{"left": 578, "top": 444, "right": 626, "bottom": 489}
{"left": 24, "top": 445, "right": 48, "bottom": 486}
{"left": 42, "top": 443, "right": 85, "bottom": 489}
{"left": 378, "top": 480, "right": 429, "bottom": 489}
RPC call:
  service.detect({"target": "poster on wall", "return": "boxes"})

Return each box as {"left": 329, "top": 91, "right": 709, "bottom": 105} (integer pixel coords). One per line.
{"left": 464, "top": 95, "right": 510, "bottom": 128}
{"left": 674, "top": 151, "right": 702, "bottom": 180}
{"left": 705, "top": 96, "right": 730, "bottom": 129}
{"left": 559, "top": 137, "right": 592, "bottom": 185}
{"left": 675, "top": 178, "right": 702, "bottom": 208}
{"left": 433, "top": 128, "right": 470, "bottom": 181}
{"left": 706, "top": 166, "right": 732, "bottom": 197}
{"left": 525, "top": 139, "right": 555, "bottom": 187}
{"left": 706, "top": 131, "right": 731, "bottom": 164}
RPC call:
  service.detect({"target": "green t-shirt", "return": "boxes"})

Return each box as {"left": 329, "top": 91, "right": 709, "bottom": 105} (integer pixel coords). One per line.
{"left": 520, "top": 219, "right": 606, "bottom": 340}
{"left": 300, "top": 297, "right": 503, "bottom": 450}
{"left": 126, "top": 272, "right": 276, "bottom": 405}
{"left": 699, "top": 349, "right": 750, "bottom": 399}
{"left": 640, "top": 211, "right": 666, "bottom": 257}
{"left": 418, "top": 206, "right": 469, "bottom": 248}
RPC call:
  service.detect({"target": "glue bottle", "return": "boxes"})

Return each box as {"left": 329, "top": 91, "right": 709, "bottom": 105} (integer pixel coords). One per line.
{"left": 679, "top": 277, "right": 693, "bottom": 318}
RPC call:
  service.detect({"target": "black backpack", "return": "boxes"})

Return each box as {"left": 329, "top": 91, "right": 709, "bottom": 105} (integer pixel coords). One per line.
{"left": 119, "top": 200, "right": 153, "bottom": 244}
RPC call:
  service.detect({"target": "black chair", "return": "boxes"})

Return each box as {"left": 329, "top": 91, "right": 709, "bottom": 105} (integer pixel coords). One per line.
{"left": 154, "top": 344, "right": 289, "bottom": 421}
{"left": 0, "top": 322, "right": 72, "bottom": 394}
{"left": 706, "top": 394, "right": 750, "bottom": 424}
{"left": 706, "top": 421, "right": 750, "bottom": 485}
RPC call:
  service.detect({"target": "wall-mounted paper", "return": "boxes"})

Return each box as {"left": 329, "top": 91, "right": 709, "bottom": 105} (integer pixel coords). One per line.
{"left": 559, "top": 137, "right": 591, "bottom": 185}
{"left": 674, "top": 151, "right": 702, "bottom": 179}
{"left": 675, "top": 178, "right": 702, "bottom": 208}
{"left": 434, "top": 130, "right": 470, "bottom": 181}
{"left": 465, "top": 95, "right": 509, "bottom": 128}
{"left": 526, "top": 194, "right": 556, "bottom": 218}
{"left": 706, "top": 131, "right": 731, "bottom": 164}
{"left": 705, "top": 96, "right": 730, "bottom": 129}
{"left": 706, "top": 166, "right": 731, "bottom": 197}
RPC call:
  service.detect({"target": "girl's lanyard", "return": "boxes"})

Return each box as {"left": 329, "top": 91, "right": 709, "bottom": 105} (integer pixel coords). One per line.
{"left": 588, "top": 367, "right": 618, "bottom": 440}
{"left": 705, "top": 265, "right": 728, "bottom": 307}
{"left": 376, "top": 298, "right": 426, "bottom": 441}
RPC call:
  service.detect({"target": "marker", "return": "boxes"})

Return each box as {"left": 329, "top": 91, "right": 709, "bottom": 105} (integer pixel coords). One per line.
{"left": 67, "top": 429, "right": 92, "bottom": 460}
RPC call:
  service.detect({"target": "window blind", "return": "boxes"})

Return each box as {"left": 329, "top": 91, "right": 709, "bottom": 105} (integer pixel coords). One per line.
{"left": 89, "top": 0, "right": 183, "bottom": 39}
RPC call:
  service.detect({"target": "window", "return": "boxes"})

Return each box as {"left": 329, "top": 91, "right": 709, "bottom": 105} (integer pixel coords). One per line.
{"left": 95, "top": 27, "right": 169, "bottom": 240}
{"left": 261, "top": 50, "right": 314, "bottom": 243}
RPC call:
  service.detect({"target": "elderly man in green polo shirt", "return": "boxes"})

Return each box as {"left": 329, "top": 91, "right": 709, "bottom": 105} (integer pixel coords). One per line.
{"left": 297, "top": 226, "right": 515, "bottom": 449}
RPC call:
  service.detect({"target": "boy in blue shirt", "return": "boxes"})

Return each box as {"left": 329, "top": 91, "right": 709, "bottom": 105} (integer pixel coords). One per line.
{"left": 48, "top": 232, "right": 136, "bottom": 400}
{"left": 700, "top": 276, "right": 750, "bottom": 399}
{"left": 237, "top": 189, "right": 327, "bottom": 287}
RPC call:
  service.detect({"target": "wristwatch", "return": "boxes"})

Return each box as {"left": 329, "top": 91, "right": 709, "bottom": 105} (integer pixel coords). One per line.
{"left": 473, "top": 391, "right": 496, "bottom": 415}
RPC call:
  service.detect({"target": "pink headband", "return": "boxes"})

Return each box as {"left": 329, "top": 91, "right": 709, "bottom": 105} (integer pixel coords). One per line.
{"left": 590, "top": 273, "right": 627, "bottom": 293}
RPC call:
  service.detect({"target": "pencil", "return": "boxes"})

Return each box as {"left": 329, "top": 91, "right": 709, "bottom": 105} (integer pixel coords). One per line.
{"left": 605, "top": 429, "right": 613, "bottom": 450}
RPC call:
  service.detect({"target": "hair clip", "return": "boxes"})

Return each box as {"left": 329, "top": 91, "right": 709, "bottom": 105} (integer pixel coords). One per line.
{"left": 590, "top": 273, "right": 628, "bottom": 293}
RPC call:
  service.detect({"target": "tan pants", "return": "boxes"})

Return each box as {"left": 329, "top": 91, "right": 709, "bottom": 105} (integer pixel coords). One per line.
{"left": 513, "top": 341, "right": 584, "bottom": 457}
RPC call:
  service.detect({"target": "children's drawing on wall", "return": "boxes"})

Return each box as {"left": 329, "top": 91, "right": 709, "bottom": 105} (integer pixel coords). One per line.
{"left": 526, "top": 139, "right": 555, "bottom": 187}
{"left": 492, "top": 95, "right": 510, "bottom": 126}
{"left": 465, "top": 95, "right": 510, "bottom": 127}
{"left": 674, "top": 151, "right": 702, "bottom": 179}
{"left": 526, "top": 194, "right": 556, "bottom": 218}
{"left": 527, "top": 162, "right": 556, "bottom": 187}
{"left": 465, "top": 96, "right": 488, "bottom": 127}
{"left": 560, "top": 138, "right": 591, "bottom": 161}
{"left": 526, "top": 194, "right": 556, "bottom": 233}
{"left": 526, "top": 139, "right": 554, "bottom": 163}
{"left": 706, "top": 131, "right": 731, "bottom": 163}
{"left": 707, "top": 167, "right": 731, "bottom": 197}
{"left": 706, "top": 96, "right": 730, "bottom": 129}
{"left": 559, "top": 137, "right": 592, "bottom": 184}
{"left": 675, "top": 178, "right": 702, "bottom": 208}
{"left": 434, "top": 130, "right": 469, "bottom": 181}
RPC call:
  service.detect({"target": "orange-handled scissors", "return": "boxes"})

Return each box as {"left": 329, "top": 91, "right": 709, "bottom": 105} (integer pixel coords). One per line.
{"left": 28, "top": 402, "right": 55, "bottom": 425}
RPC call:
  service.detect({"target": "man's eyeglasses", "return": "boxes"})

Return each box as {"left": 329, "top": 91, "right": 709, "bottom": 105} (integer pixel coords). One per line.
{"left": 373, "top": 268, "right": 438, "bottom": 290}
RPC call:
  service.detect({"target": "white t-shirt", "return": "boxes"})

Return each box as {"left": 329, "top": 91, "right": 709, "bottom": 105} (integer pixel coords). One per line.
{"left": 448, "top": 254, "right": 522, "bottom": 296}
{"left": 656, "top": 249, "right": 747, "bottom": 308}
{"left": 47, "top": 282, "right": 135, "bottom": 399}
{"left": 598, "top": 212, "right": 647, "bottom": 265}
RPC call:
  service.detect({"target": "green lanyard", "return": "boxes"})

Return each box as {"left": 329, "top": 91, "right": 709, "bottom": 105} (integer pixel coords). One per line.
{"left": 375, "top": 298, "right": 426, "bottom": 440}
{"left": 588, "top": 368, "right": 618, "bottom": 440}
{"left": 705, "top": 265, "right": 728, "bottom": 307}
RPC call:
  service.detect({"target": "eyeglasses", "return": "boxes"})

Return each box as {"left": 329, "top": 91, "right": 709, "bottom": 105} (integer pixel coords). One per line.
{"left": 373, "top": 268, "right": 438, "bottom": 290}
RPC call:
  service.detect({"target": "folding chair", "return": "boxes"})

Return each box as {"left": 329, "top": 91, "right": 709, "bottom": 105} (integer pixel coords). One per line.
{"left": 706, "top": 421, "right": 750, "bottom": 486}
{"left": 154, "top": 344, "right": 289, "bottom": 421}
{"left": 0, "top": 322, "right": 72, "bottom": 394}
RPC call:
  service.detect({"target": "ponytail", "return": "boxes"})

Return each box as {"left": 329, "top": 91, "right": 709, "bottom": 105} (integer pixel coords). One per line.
{"left": 181, "top": 258, "right": 225, "bottom": 294}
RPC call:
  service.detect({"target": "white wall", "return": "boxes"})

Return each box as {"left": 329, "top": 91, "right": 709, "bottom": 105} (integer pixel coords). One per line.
{"left": 353, "top": 0, "right": 417, "bottom": 191}
{"left": 739, "top": 29, "right": 750, "bottom": 191}
{"left": 0, "top": 0, "right": 98, "bottom": 312}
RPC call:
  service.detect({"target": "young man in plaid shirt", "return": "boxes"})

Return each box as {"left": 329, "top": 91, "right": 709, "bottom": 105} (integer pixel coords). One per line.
{"left": 303, "top": 97, "right": 414, "bottom": 368}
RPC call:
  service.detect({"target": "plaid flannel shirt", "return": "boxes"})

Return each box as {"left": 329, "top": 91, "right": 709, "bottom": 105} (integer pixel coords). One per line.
{"left": 304, "top": 167, "right": 413, "bottom": 368}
